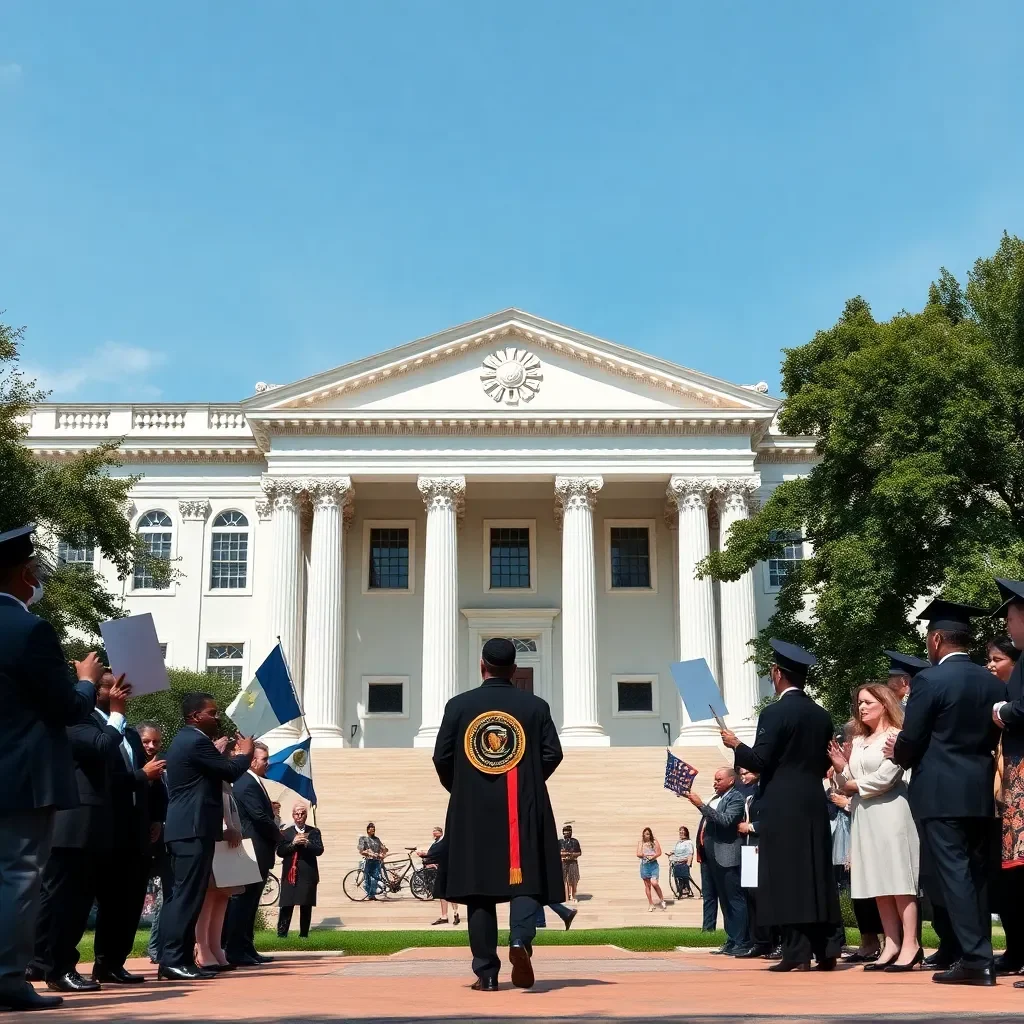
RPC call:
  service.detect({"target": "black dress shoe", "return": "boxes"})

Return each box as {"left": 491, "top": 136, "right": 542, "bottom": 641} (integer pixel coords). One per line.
{"left": 254, "top": 954, "right": 275, "bottom": 964}
{"left": 471, "top": 976, "right": 499, "bottom": 991}
{"left": 92, "top": 966, "right": 146, "bottom": 984}
{"left": 842, "top": 950, "right": 879, "bottom": 964}
{"left": 815, "top": 957, "right": 837, "bottom": 971}
{"left": 0, "top": 984, "right": 64, "bottom": 1011}
{"left": 764, "top": 945, "right": 784, "bottom": 961}
{"left": 884, "top": 948, "right": 925, "bottom": 973}
{"left": 157, "top": 964, "right": 212, "bottom": 981}
{"left": 509, "top": 942, "right": 535, "bottom": 989}
{"left": 767, "top": 960, "right": 810, "bottom": 972}
{"left": 563, "top": 907, "right": 578, "bottom": 931}
{"left": 196, "top": 963, "right": 236, "bottom": 973}
{"left": 735, "top": 944, "right": 771, "bottom": 959}
{"left": 24, "top": 965, "right": 45, "bottom": 983}
{"left": 46, "top": 971, "right": 101, "bottom": 993}
{"left": 994, "top": 954, "right": 1023, "bottom": 975}
{"left": 923, "top": 951, "right": 957, "bottom": 969}
{"left": 864, "top": 954, "right": 899, "bottom": 972}
{"left": 932, "top": 964, "right": 996, "bottom": 986}
{"left": 711, "top": 942, "right": 736, "bottom": 955}
{"left": 728, "top": 946, "right": 755, "bottom": 958}
{"left": 227, "top": 956, "right": 262, "bottom": 967}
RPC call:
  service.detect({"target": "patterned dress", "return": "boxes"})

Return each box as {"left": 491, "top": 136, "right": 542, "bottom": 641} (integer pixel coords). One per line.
{"left": 1002, "top": 747, "right": 1024, "bottom": 868}
{"left": 560, "top": 836, "right": 581, "bottom": 886}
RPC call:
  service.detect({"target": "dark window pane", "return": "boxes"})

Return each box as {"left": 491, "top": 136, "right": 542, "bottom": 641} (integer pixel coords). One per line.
{"left": 489, "top": 527, "right": 531, "bottom": 589}
{"left": 768, "top": 531, "right": 804, "bottom": 588}
{"left": 209, "top": 665, "right": 243, "bottom": 684}
{"left": 610, "top": 526, "right": 651, "bottom": 588}
{"left": 367, "top": 682, "right": 404, "bottom": 714}
{"left": 369, "top": 528, "right": 409, "bottom": 589}
{"left": 617, "top": 680, "right": 653, "bottom": 713}
{"left": 207, "top": 643, "right": 244, "bottom": 660}
{"left": 134, "top": 531, "right": 172, "bottom": 590}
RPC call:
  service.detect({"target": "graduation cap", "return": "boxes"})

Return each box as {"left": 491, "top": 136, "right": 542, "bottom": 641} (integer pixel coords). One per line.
{"left": 884, "top": 650, "right": 929, "bottom": 679}
{"left": 993, "top": 578, "right": 1024, "bottom": 618}
{"left": 916, "top": 598, "right": 986, "bottom": 633}
{"left": 481, "top": 637, "right": 516, "bottom": 668}
{"left": 768, "top": 637, "right": 817, "bottom": 679}
{"left": 0, "top": 523, "right": 35, "bottom": 571}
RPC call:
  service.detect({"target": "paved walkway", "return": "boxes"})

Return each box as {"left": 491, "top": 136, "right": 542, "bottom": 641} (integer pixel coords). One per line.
{"left": 14, "top": 947, "right": 1024, "bottom": 1023}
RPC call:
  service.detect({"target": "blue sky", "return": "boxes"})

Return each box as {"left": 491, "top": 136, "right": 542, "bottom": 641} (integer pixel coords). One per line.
{"left": 2, "top": 2, "right": 1022, "bottom": 402}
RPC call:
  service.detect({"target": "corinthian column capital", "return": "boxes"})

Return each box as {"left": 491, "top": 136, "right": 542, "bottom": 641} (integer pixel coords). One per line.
{"left": 305, "top": 477, "right": 354, "bottom": 511}
{"left": 718, "top": 475, "right": 762, "bottom": 516}
{"left": 261, "top": 476, "right": 304, "bottom": 513}
{"left": 666, "top": 476, "right": 717, "bottom": 512}
{"left": 417, "top": 476, "right": 466, "bottom": 516}
{"left": 178, "top": 499, "right": 211, "bottom": 521}
{"left": 554, "top": 475, "right": 604, "bottom": 512}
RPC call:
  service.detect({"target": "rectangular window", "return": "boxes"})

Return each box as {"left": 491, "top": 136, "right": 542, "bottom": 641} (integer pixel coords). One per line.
{"left": 206, "top": 643, "right": 244, "bottom": 683}
{"left": 612, "top": 674, "right": 660, "bottom": 717}
{"left": 366, "top": 682, "right": 404, "bottom": 715}
{"left": 210, "top": 532, "right": 248, "bottom": 589}
{"left": 158, "top": 643, "right": 167, "bottom": 659}
{"left": 767, "top": 531, "right": 804, "bottom": 589}
{"left": 134, "top": 531, "right": 173, "bottom": 590}
{"left": 489, "top": 527, "right": 531, "bottom": 589}
{"left": 368, "top": 528, "right": 410, "bottom": 590}
{"left": 57, "top": 540, "right": 95, "bottom": 566}
{"left": 610, "top": 526, "right": 651, "bottom": 588}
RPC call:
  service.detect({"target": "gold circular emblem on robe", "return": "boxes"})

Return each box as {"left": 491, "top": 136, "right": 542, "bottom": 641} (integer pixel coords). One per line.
{"left": 464, "top": 711, "right": 526, "bottom": 774}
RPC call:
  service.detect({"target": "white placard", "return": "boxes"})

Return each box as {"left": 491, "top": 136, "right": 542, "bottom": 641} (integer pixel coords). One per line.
{"left": 99, "top": 613, "right": 170, "bottom": 697}
{"left": 212, "top": 837, "right": 264, "bottom": 888}
{"left": 740, "top": 845, "right": 758, "bottom": 888}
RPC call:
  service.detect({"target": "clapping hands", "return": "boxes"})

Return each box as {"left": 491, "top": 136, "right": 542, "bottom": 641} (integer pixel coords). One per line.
{"left": 826, "top": 740, "right": 847, "bottom": 773}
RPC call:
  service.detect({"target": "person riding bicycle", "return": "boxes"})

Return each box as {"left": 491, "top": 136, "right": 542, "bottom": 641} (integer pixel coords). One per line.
{"left": 417, "top": 826, "right": 460, "bottom": 926}
{"left": 357, "top": 823, "right": 387, "bottom": 900}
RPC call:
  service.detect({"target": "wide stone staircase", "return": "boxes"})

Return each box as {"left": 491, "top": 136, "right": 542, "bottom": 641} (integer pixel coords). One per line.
{"left": 263, "top": 745, "right": 731, "bottom": 930}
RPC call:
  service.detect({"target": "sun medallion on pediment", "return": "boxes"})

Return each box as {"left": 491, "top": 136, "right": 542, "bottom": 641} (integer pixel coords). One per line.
{"left": 480, "top": 347, "right": 542, "bottom": 405}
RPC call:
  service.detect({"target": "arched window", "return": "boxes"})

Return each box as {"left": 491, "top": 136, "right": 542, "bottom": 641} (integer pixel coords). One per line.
{"left": 210, "top": 510, "right": 249, "bottom": 589}
{"left": 134, "top": 510, "right": 173, "bottom": 590}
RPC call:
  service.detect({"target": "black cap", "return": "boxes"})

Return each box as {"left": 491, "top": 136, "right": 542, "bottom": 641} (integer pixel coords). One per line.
{"left": 993, "top": 578, "right": 1024, "bottom": 618}
{"left": 0, "top": 523, "right": 35, "bottom": 571}
{"left": 916, "top": 598, "right": 985, "bottom": 633}
{"left": 769, "top": 638, "right": 817, "bottom": 678}
{"left": 884, "top": 650, "right": 930, "bottom": 678}
{"left": 482, "top": 637, "right": 516, "bottom": 668}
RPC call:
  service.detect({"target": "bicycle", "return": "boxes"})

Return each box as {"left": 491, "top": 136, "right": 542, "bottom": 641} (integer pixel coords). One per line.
{"left": 343, "top": 848, "right": 436, "bottom": 902}
{"left": 260, "top": 871, "right": 281, "bottom": 907}
{"left": 668, "top": 864, "right": 701, "bottom": 900}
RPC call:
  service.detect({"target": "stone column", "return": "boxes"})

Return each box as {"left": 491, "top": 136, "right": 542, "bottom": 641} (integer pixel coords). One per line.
{"left": 177, "top": 500, "right": 210, "bottom": 672}
{"left": 666, "top": 478, "right": 721, "bottom": 744}
{"left": 555, "top": 476, "right": 609, "bottom": 747}
{"left": 415, "top": 476, "right": 465, "bottom": 748}
{"left": 262, "top": 477, "right": 305, "bottom": 739}
{"left": 302, "top": 478, "right": 353, "bottom": 744}
{"left": 718, "top": 477, "right": 762, "bottom": 737}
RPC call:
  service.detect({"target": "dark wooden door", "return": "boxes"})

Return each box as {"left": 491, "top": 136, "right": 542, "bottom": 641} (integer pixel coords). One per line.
{"left": 511, "top": 667, "right": 534, "bottom": 693}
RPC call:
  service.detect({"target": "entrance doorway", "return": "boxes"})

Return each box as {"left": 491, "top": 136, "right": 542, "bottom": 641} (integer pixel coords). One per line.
{"left": 512, "top": 666, "right": 534, "bottom": 693}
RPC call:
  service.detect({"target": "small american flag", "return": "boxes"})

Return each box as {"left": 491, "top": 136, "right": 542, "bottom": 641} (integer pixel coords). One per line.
{"left": 664, "top": 750, "right": 699, "bottom": 796}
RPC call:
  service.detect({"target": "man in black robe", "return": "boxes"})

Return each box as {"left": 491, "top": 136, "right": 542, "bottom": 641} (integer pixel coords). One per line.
{"left": 884, "top": 599, "right": 1004, "bottom": 986}
{"left": 721, "top": 638, "right": 843, "bottom": 972}
{"left": 275, "top": 803, "right": 323, "bottom": 938}
{"left": 432, "top": 637, "right": 564, "bottom": 991}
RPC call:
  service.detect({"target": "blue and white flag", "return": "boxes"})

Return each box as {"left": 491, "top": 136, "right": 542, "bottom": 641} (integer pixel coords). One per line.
{"left": 226, "top": 643, "right": 302, "bottom": 739}
{"left": 266, "top": 733, "right": 316, "bottom": 805}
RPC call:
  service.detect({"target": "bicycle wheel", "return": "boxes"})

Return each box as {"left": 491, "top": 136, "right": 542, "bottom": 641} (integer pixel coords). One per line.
{"left": 668, "top": 870, "right": 683, "bottom": 900}
{"left": 410, "top": 868, "right": 436, "bottom": 901}
{"left": 260, "top": 872, "right": 280, "bottom": 907}
{"left": 343, "top": 868, "right": 370, "bottom": 901}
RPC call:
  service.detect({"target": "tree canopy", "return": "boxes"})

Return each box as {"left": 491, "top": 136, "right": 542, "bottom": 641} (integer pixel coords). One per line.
{"left": 127, "top": 668, "right": 240, "bottom": 742}
{"left": 702, "top": 233, "right": 1024, "bottom": 720}
{"left": 0, "top": 316, "right": 167, "bottom": 641}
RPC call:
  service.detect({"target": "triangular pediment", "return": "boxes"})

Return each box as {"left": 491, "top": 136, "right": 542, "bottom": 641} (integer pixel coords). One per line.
{"left": 242, "top": 309, "right": 779, "bottom": 417}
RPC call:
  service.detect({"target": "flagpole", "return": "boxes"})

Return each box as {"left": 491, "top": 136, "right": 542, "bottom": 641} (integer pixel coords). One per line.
{"left": 276, "top": 636, "right": 318, "bottom": 827}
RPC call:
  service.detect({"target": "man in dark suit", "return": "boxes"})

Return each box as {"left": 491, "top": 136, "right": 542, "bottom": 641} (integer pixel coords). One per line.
{"left": 136, "top": 722, "right": 172, "bottom": 965}
{"left": 0, "top": 523, "right": 101, "bottom": 1013}
{"left": 31, "top": 672, "right": 133, "bottom": 994}
{"left": 433, "top": 637, "right": 564, "bottom": 992}
{"left": 885, "top": 599, "right": 1006, "bottom": 986}
{"left": 723, "top": 639, "right": 843, "bottom": 972}
{"left": 91, "top": 672, "right": 166, "bottom": 985}
{"left": 158, "top": 693, "right": 253, "bottom": 982}
{"left": 686, "top": 767, "right": 750, "bottom": 955}
{"left": 224, "top": 741, "right": 280, "bottom": 966}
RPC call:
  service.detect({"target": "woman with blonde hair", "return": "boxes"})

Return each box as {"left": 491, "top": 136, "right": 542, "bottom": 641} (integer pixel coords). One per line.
{"left": 828, "top": 683, "right": 921, "bottom": 971}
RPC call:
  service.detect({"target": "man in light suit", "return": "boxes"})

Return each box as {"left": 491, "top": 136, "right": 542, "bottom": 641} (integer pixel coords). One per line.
{"left": 0, "top": 524, "right": 101, "bottom": 1012}
{"left": 687, "top": 767, "right": 750, "bottom": 955}
{"left": 158, "top": 693, "right": 253, "bottom": 982}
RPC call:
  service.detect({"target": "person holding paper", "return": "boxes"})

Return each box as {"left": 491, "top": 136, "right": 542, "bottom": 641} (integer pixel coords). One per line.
{"left": 158, "top": 693, "right": 253, "bottom": 982}
{"left": 0, "top": 523, "right": 102, "bottom": 1013}
{"left": 721, "top": 638, "right": 843, "bottom": 973}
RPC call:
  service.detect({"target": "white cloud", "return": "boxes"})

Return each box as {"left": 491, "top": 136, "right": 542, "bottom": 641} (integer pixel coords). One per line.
{"left": 0, "top": 62, "right": 22, "bottom": 84}
{"left": 25, "top": 343, "right": 167, "bottom": 399}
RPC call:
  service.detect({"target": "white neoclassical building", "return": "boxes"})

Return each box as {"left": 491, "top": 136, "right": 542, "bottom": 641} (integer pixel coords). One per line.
{"left": 26, "top": 310, "right": 816, "bottom": 747}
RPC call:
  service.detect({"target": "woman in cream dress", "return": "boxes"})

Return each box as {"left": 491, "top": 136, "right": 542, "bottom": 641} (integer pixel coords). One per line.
{"left": 828, "top": 683, "right": 921, "bottom": 971}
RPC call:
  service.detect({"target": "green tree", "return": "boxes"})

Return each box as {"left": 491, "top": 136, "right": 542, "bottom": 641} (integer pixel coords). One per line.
{"left": 127, "top": 668, "right": 240, "bottom": 743}
{"left": 0, "top": 316, "right": 168, "bottom": 641}
{"left": 702, "top": 234, "right": 1024, "bottom": 719}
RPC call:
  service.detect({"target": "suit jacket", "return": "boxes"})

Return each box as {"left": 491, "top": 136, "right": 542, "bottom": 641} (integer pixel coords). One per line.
{"left": 233, "top": 772, "right": 280, "bottom": 875}
{"left": 0, "top": 594, "right": 96, "bottom": 813}
{"left": 996, "top": 657, "right": 1024, "bottom": 760}
{"left": 432, "top": 676, "right": 565, "bottom": 904}
{"left": 148, "top": 767, "right": 170, "bottom": 857}
{"left": 106, "top": 723, "right": 156, "bottom": 853}
{"left": 163, "top": 727, "right": 252, "bottom": 843}
{"left": 892, "top": 652, "right": 1005, "bottom": 820}
{"left": 51, "top": 712, "right": 124, "bottom": 849}
{"left": 696, "top": 786, "right": 745, "bottom": 868}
